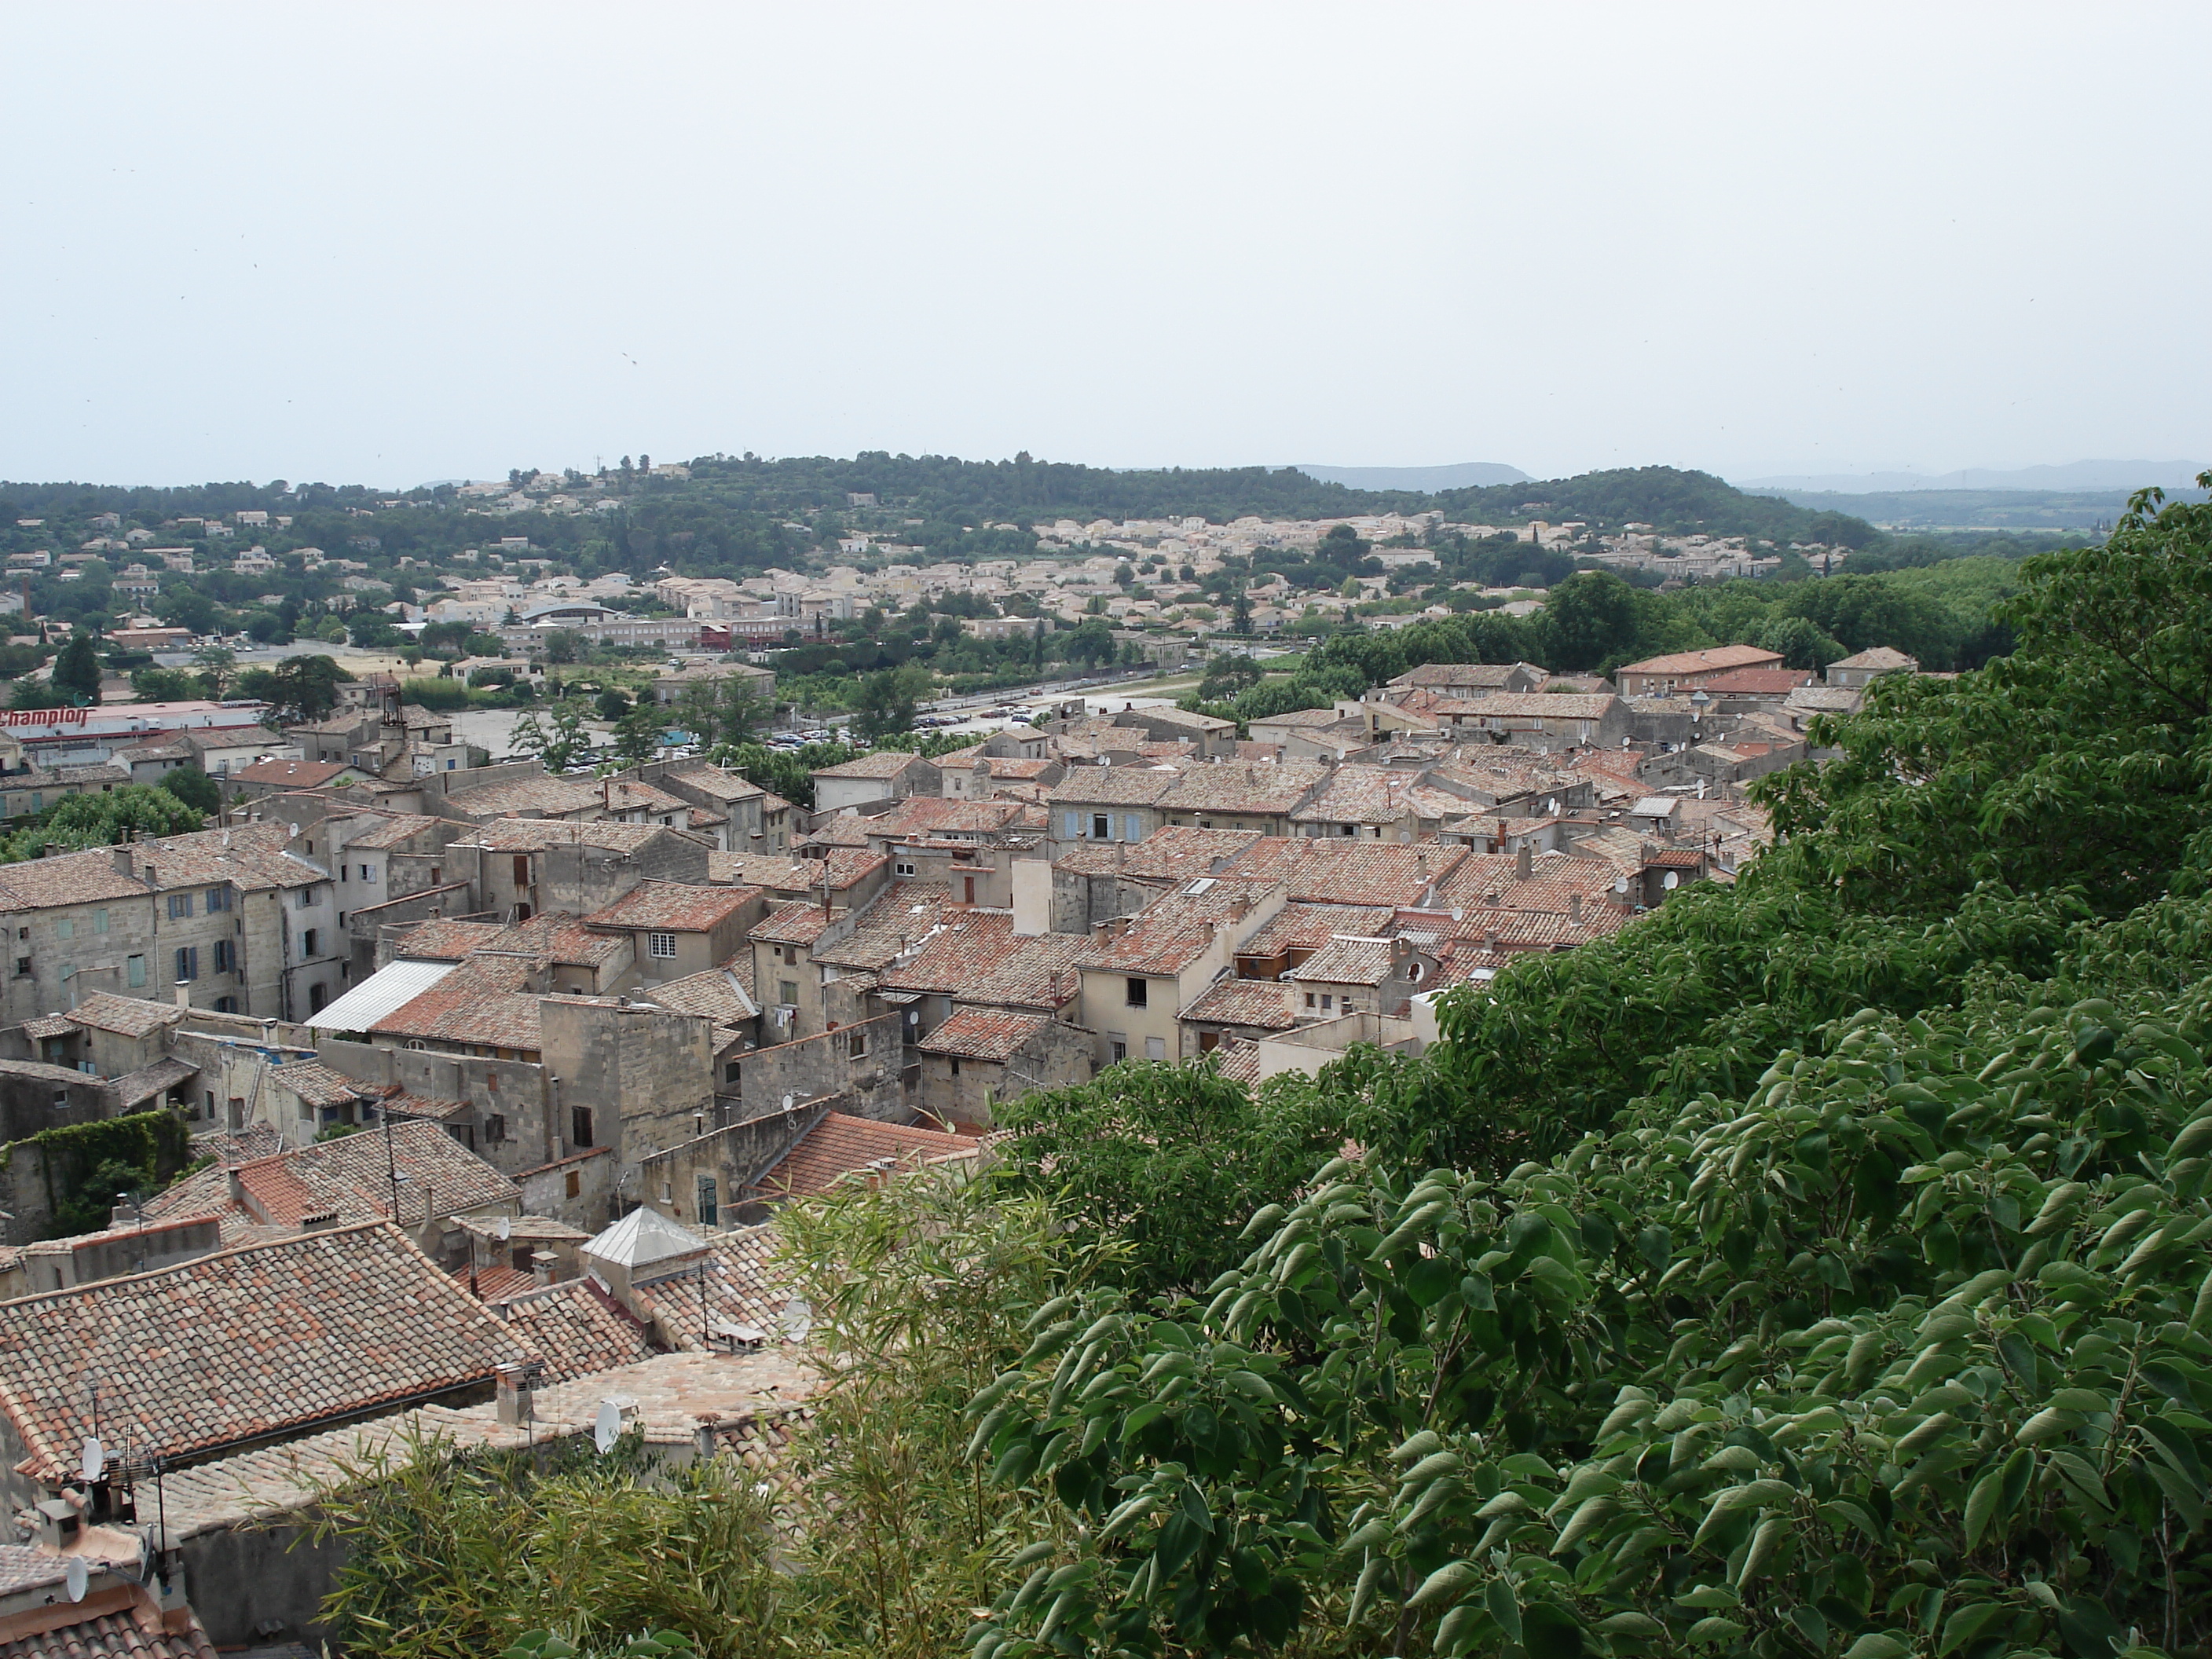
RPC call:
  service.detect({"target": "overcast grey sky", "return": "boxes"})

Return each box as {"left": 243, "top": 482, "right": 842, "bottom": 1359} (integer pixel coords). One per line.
{"left": 4, "top": 3, "right": 2206, "bottom": 489}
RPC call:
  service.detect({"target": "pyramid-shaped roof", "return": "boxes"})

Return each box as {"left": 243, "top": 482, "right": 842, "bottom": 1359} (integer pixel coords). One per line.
{"left": 582, "top": 1203, "right": 706, "bottom": 1269}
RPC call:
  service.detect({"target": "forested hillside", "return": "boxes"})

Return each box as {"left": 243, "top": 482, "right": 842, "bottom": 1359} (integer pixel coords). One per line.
{"left": 1, "top": 459, "right": 1881, "bottom": 587}
{"left": 313, "top": 485, "right": 2212, "bottom": 1659}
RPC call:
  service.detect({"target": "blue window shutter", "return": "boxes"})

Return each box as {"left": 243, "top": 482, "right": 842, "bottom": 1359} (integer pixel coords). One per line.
{"left": 1125, "top": 815, "right": 1144, "bottom": 842}
{"left": 1063, "top": 812, "right": 1080, "bottom": 838}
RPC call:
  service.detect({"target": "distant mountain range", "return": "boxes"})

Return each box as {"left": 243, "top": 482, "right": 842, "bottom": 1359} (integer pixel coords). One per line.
{"left": 1738, "top": 460, "right": 2208, "bottom": 494}
{"left": 1295, "top": 462, "right": 1530, "bottom": 493}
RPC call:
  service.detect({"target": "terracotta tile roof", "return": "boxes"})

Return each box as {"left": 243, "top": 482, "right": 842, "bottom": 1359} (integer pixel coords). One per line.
{"left": 626, "top": 1225, "right": 789, "bottom": 1353}
{"left": 268, "top": 1059, "right": 372, "bottom": 1108}
{"left": 1615, "top": 644, "right": 1782, "bottom": 676}
{"left": 1211, "top": 1037, "right": 1262, "bottom": 1083}
{"left": 601, "top": 779, "right": 690, "bottom": 816}
{"left": 749, "top": 898, "right": 841, "bottom": 947}
{"left": 126, "top": 822, "right": 323, "bottom": 894}
{"left": 643, "top": 965, "right": 759, "bottom": 1027}
{"left": 584, "top": 880, "right": 759, "bottom": 933}
{"left": 1052, "top": 824, "right": 1262, "bottom": 881}
{"left": 1829, "top": 646, "right": 1917, "bottom": 672}
{"left": 498, "top": 1279, "right": 657, "bottom": 1382}
{"left": 916, "top": 1008, "right": 1053, "bottom": 1062}
{"left": 110, "top": 1056, "right": 200, "bottom": 1111}
{"left": 1289, "top": 764, "right": 1430, "bottom": 825}
{"left": 112, "top": 733, "right": 199, "bottom": 761}
{"left": 1078, "top": 877, "right": 1278, "bottom": 975}
{"left": 1249, "top": 705, "right": 1350, "bottom": 730}
{"left": 1567, "top": 748, "right": 1646, "bottom": 786}
{"left": 0, "top": 1590, "right": 219, "bottom": 1658}
{"left": 394, "top": 917, "right": 507, "bottom": 960}
{"left": 811, "top": 882, "right": 962, "bottom": 972}
{"left": 191, "top": 1123, "right": 280, "bottom": 1164}
{"left": 441, "top": 773, "right": 608, "bottom": 819}
{"left": 1393, "top": 661, "right": 1536, "bottom": 689}
{"left": 1220, "top": 838, "right": 1465, "bottom": 906}
{"left": 1786, "top": 685, "right": 1863, "bottom": 713}
{"left": 1122, "top": 705, "right": 1232, "bottom": 735}
{"left": 346, "top": 812, "right": 446, "bottom": 850}
{"left": 659, "top": 761, "right": 765, "bottom": 804}
{"left": 370, "top": 957, "right": 544, "bottom": 1053}
{"left": 236, "top": 758, "right": 359, "bottom": 789}
{"left": 709, "top": 848, "right": 884, "bottom": 892}
{"left": 1430, "top": 748, "right": 1587, "bottom": 791}
{"left": 1454, "top": 692, "right": 1619, "bottom": 720}
{"left": 459, "top": 817, "right": 685, "bottom": 854}
{"left": 1236, "top": 902, "right": 1395, "bottom": 958}
{"left": 1179, "top": 976, "right": 1299, "bottom": 1030}
{"left": 750, "top": 1111, "right": 979, "bottom": 1199}
{"left": 460, "top": 1263, "right": 536, "bottom": 1305}
{"left": 1159, "top": 760, "right": 1331, "bottom": 817}
{"left": 1289, "top": 936, "right": 1393, "bottom": 987}
{"left": 12, "top": 761, "right": 132, "bottom": 789}
{"left": 1434, "top": 908, "right": 1630, "bottom": 961}
{"left": 0, "top": 1221, "right": 528, "bottom": 1481}
{"left": 64, "top": 991, "right": 181, "bottom": 1039}
{"left": 1700, "top": 668, "right": 1814, "bottom": 694}
{"left": 16, "top": 1015, "right": 75, "bottom": 1041}
{"left": 877, "top": 911, "right": 1086, "bottom": 1009}
{"left": 147, "top": 1118, "right": 517, "bottom": 1229}
{"left": 811, "top": 750, "right": 933, "bottom": 780}
{"left": 0, "top": 848, "right": 148, "bottom": 911}
{"left": 1046, "top": 767, "right": 1185, "bottom": 808}
{"left": 460, "top": 912, "right": 631, "bottom": 971}
{"left": 977, "top": 756, "right": 1057, "bottom": 779}
{"left": 809, "top": 797, "right": 1024, "bottom": 849}
{"left": 1435, "top": 851, "right": 1625, "bottom": 916}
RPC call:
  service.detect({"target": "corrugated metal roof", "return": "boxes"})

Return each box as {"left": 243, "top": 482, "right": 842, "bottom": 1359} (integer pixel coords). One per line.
{"left": 309, "top": 958, "right": 456, "bottom": 1033}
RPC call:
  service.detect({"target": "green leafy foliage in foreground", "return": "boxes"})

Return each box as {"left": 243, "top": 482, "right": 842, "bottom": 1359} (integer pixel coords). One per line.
{"left": 965, "top": 997, "right": 2212, "bottom": 1659}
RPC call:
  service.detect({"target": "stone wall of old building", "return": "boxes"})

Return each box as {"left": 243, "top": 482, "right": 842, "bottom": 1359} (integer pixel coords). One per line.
{"left": 635, "top": 1097, "right": 829, "bottom": 1231}
{"left": 731, "top": 1011, "right": 907, "bottom": 1125}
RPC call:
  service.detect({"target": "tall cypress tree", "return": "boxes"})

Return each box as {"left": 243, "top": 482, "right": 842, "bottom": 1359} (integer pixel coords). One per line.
{"left": 52, "top": 632, "right": 101, "bottom": 705}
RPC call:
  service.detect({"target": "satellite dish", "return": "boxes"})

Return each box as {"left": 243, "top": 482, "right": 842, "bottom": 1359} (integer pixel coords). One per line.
{"left": 780, "top": 1297, "right": 814, "bottom": 1343}
{"left": 64, "top": 1557, "right": 87, "bottom": 1602}
{"left": 593, "top": 1401, "right": 621, "bottom": 1454}
{"left": 1663, "top": 870, "right": 1679, "bottom": 890}
{"left": 79, "top": 1437, "right": 102, "bottom": 1484}
{"left": 1613, "top": 877, "right": 1629, "bottom": 894}
{"left": 497, "top": 1216, "right": 513, "bottom": 1241}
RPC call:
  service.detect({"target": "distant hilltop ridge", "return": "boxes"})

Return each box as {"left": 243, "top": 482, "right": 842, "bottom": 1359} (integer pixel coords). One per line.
{"left": 1295, "top": 461, "right": 1530, "bottom": 492}
{"left": 1739, "top": 460, "right": 2208, "bottom": 494}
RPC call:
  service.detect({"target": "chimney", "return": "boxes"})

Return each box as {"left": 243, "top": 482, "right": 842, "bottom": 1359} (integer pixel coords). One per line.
{"left": 1516, "top": 841, "right": 1533, "bottom": 879}
{"left": 225, "top": 1165, "right": 246, "bottom": 1206}
{"left": 494, "top": 1361, "right": 533, "bottom": 1426}
{"left": 301, "top": 1209, "right": 341, "bottom": 1231}
{"left": 1569, "top": 892, "right": 1584, "bottom": 923}
{"left": 112, "top": 846, "right": 133, "bottom": 877}
{"left": 531, "top": 1250, "right": 553, "bottom": 1288}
